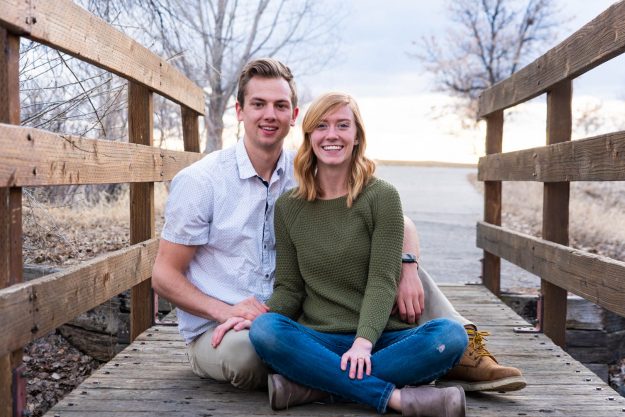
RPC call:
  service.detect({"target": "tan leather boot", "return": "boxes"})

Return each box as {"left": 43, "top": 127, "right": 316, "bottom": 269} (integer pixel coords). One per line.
{"left": 400, "top": 385, "right": 466, "bottom": 417}
{"left": 437, "top": 326, "right": 526, "bottom": 392}
{"left": 268, "top": 373, "right": 329, "bottom": 410}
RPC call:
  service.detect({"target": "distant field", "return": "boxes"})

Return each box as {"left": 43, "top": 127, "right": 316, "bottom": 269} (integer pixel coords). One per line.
{"left": 377, "top": 159, "right": 477, "bottom": 169}
{"left": 467, "top": 173, "right": 625, "bottom": 263}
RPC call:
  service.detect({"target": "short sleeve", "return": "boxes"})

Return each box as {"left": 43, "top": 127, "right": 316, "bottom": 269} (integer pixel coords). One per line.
{"left": 161, "top": 169, "right": 213, "bottom": 246}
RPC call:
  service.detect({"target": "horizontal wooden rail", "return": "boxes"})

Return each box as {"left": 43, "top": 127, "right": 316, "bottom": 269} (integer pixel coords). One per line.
{"left": 478, "top": 130, "right": 625, "bottom": 182}
{"left": 0, "top": 124, "right": 203, "bottom": 187}
{"left": 476, "top": 221, "right": 625, "bottom": 318}
{"left": 477, "top": 1, "right": 625, "bottom": 118}
{"left": 0, "top": 0, "right": 204, "bottom": 114}
{"left": 0, "top": 239, "right": 159, "bottom": 357}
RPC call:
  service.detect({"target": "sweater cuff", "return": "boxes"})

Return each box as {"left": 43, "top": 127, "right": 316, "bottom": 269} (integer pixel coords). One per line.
{"left": 357, "top": 326, "right": 380, "bottom": 346}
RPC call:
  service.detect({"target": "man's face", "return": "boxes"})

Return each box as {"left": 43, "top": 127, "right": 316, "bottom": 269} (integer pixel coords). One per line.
{"left": 236, "top": 77, "right": 298, "bottom": 153}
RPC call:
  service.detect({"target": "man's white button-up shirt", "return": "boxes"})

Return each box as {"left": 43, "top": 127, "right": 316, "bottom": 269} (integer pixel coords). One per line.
{"left": 161, "top": 138, "right": 296, "bottom": 343}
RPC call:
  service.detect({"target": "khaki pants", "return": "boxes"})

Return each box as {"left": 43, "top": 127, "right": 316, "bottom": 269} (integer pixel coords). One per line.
{"left": 186, "top": 266, "right": 471, "bottom": 390}
{"left": 187, "top": 326, "right": 269, "bottom": 390}
{"left": 417, "top": 267, "right": 472, "bottom": 327}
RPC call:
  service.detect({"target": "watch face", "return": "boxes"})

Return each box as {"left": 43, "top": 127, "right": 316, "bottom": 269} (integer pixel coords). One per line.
{"left": 402, "top": 253, "right": 417, "bottom": 263}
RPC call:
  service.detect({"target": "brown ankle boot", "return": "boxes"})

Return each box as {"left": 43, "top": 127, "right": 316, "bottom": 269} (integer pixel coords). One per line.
{"left": 437, "top": 326, "right": 526, "bottom": 392}
{"left": 400, "top": 385, "right": 466, "bottom": 417}
{"left": 268, "top": 373, "right": 329, "bottom": 410}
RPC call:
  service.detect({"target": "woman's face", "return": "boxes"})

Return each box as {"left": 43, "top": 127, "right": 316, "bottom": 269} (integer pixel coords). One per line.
{"left": 310, "top": 104, "right": 358, "bottom": 171}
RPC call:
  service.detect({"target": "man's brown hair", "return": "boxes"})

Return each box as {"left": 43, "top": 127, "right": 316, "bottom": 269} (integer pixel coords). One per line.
{"left": 236, "top": 58, "right": 298, "bottom": 109}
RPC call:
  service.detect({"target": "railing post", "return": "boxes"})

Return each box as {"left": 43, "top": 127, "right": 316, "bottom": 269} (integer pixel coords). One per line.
{"left": 0, "top": 28, "right": 24, "bottom": 417}
{"left": 482, "top": 110, "right": 503, "bottom": 296}
{"left": 542, "top": 80, "right": 572, "bottom": 347}
{"left": 181, "top": 105, "right": 201, "bottom": 153}
{"left": 128, "top": 82, "right": 155, "bottom": 341}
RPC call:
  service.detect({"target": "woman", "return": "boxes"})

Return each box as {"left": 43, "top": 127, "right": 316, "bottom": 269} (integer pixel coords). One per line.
{"left": 246, "top": 92, "right": 467, "bottom": 416}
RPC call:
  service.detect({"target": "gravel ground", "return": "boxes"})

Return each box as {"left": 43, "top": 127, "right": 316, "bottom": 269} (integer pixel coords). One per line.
{"left": 22, "top": 334, "right": 101, "bottom": 417}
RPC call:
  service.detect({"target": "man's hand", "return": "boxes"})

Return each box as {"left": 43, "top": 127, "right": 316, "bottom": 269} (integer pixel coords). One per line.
{"left": 211, "top": 316, "right": 253, "bottom": 347}
{"left": 393, "top": 263, "right": 425, "bottom": 324}
{"left": 210, "top": 296, "right": 268, "bottom": 347}
{"left": 220, "top": 296, "right": 269, "bottom": 322}
{"left": 341, "top": 337, "right": 373, "bottom": 380}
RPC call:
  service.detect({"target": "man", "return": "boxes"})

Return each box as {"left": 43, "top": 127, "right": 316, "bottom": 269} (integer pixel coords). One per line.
{"left": 152, "top": 58, "right": 525, "bottom": 399}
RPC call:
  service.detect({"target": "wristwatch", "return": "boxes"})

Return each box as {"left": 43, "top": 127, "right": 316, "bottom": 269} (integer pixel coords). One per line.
{"left": 401, "top": 253, "right": 418, "bottom": 264}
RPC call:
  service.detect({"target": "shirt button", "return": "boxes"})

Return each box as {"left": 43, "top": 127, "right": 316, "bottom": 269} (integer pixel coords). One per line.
{"left": 263, "top": 244, "right": 267, "bottom": 249}
{"left": 265, "top": 274, "right": 269, "bottom": 279}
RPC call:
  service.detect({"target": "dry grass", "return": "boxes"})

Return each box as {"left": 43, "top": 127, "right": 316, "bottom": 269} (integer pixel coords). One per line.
{"left": 19, "top": 183, "right": 170, "bottom": 417}
{"left": 468, "top": 174, "right": 625, "bottom": 262}
{"left": 23, "top": 183, "right": 168, "bottom": 267}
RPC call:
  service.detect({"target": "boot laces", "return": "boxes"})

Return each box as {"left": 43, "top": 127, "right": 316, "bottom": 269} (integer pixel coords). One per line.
{"left": 467, "top": 329, "right": 495, "bottom": 360}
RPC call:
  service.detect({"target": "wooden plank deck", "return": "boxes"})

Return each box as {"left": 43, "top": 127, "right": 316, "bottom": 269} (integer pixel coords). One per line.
{"left": 45, "top": 284, "right": 625, "bottom": 416}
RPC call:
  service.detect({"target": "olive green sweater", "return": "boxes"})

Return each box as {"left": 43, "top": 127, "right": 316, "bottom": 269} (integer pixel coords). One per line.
{"left": 267, "top": 178, "right": 413, "bottom": 345}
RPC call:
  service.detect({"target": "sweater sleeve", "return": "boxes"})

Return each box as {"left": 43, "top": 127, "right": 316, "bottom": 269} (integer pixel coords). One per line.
{"left": 356, "top": 183, "right": 404, "bottom": 345}
{"left": 266, "top": 197, "right": 305, "bottom": 319}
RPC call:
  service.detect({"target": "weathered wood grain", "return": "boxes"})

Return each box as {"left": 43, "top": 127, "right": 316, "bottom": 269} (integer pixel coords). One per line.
{"left": 45, "top": 284, "right": 625, "bottom": 417}
{"left": 0, "top": 239, "right": 158, "bottom": 357}
{"left": 541, "top": 80, "right": 572, "bottom": 347}
{"left": 0, "top": 0, "right": 204, "bottom": 113}
{"left": 477, "top": 222, "right": 625, "bottom": 318}
{"left": 483, "top": 111, "right": 503, "bottom": 295}
{"left": 181, "top": 105, "right": 201, "bottom": 153}
{"left": 0, "top": 27, "right": 21, "bottom": 417}
{"left": 0, "top": 28, "right": 21, "bottom": 288}
{"left": 0, "top": 29, "right": 19, "bottom": 125}
{"left": 128, "top": 82, "right": 156, "bottom": 341}
{"left": 477, "top": 1, "right": 625, "bottom": 117}
{"left": 478, "top": 130, "right": 625, "bottom": 182}
{"left": 0, "top": 124, "right": 203, "bottom": 187}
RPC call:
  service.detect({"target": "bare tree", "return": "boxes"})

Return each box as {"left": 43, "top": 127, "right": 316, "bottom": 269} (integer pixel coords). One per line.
{"left": 415, "top": 0, "right": 564, "bottom": 120}
{"left": 20, "top": 0, "right": 341, "bottom": 157}
{"left": 574, "top": 100, "right": 604, "bottom": 137}
{"left": 18, "top": 1, "right": 145, "bottom": 204}
{"left": 139, "top": 0, "right": 342, "bottom": 153}
{"left": 572, "top": 98, "right": 625, "bottom": 139}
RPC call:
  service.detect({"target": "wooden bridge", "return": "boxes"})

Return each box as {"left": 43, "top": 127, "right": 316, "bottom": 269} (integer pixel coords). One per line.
{"left": 2, "top": 1, "right": 625, "bottom": 416}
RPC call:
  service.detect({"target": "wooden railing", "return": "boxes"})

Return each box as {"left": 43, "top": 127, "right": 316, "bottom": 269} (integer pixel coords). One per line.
{"left": 0, "top": 1, "right": 204, "bottom": 415}
{"left": 477, "top": 1, "right": 625, "bottom": 348}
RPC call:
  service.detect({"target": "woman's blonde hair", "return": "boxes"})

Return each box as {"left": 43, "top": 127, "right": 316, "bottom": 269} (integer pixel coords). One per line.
{"left": 293, "top": 92, "right": 376, "bottom": 207}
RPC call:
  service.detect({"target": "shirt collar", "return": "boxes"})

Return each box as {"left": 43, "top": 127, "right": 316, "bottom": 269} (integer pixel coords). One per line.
{"left": 235, "top": 137, "right": 286, "bottom": 181}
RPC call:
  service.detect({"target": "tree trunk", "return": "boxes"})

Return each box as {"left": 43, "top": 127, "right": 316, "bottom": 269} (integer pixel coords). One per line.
{"left": 204, "top": 108, "right": 224, "bottom": 154}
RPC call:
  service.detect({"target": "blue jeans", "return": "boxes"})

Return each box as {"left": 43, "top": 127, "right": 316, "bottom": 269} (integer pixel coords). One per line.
{"left": 249, "top": 313, "right": 468, "bottom": 413}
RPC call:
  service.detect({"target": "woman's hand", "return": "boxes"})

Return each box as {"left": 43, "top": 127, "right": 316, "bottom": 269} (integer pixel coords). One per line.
{"left": 211, "top": 316, "right": 253, "bottom": 348}
{"left": 341, "top": 337, "right": 373, "bottom": 380}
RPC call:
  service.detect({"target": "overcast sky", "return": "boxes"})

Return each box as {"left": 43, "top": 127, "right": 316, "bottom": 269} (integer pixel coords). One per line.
{"left": 283, "top": 0, "right": 624, "bottom": 163}
{"left": 300, "top": 0, "right": 622, "bottom": 99}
